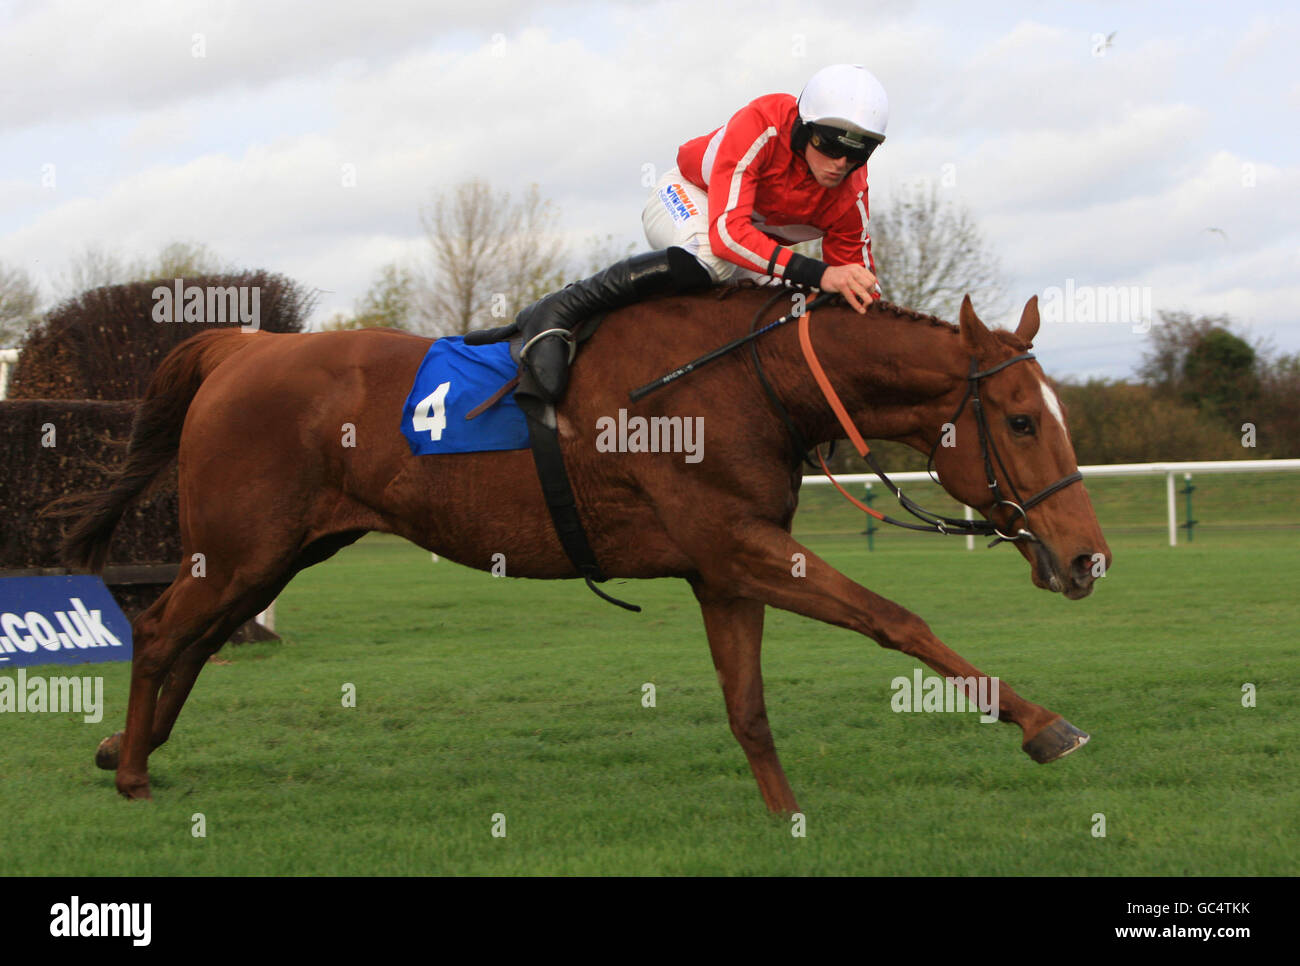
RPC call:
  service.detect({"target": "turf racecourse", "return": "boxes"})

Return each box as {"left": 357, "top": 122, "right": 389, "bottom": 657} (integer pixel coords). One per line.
{"left": 2, "top": 474, "right": 1297, "bottom": 876}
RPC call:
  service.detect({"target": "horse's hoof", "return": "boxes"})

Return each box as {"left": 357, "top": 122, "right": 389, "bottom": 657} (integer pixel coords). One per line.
{"left": 95, "top": 732, "right": 123, "bottom": 770}
{"left": 1023, "top": 717, "right": 1090, "bottom": 763}
{"left": 116, "top": 780, "right": 153, "bottom": 801}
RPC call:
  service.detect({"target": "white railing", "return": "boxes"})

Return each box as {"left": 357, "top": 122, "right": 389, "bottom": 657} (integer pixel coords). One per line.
{"left": 804, "top": 459, "right": 1300, "bottom": 547}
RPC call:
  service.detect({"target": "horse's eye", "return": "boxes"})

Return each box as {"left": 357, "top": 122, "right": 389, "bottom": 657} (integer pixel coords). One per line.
{"left": 1008, "top": 415, "right": 1035, "bottom": 436}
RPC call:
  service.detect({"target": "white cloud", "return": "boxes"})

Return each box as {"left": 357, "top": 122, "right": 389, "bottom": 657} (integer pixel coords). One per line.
{"left": 986, "top": 151, "right": 1300, "bottom": 279}
{"left": 0, "top": 0, "right": 555, "bottom": 132}
{"left": 124, "top": 106, "right": 198, "bottom": 153}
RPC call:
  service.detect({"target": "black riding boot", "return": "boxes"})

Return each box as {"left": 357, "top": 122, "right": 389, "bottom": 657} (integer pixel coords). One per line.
{"left": 464, "top": 247, "right": 713, "bottom": 402}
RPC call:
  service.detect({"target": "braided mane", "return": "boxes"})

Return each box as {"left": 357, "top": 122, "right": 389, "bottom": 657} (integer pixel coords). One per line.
{"left": 866, "top": 298, "right": 958, "bottom": 332}
{"left": 717, "top": 280, "right": 966, "bottom": 336}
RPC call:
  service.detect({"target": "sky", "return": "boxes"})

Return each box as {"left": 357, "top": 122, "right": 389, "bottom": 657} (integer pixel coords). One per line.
{"left": 1, "top": 0, "right": 1297, "bottom": 379}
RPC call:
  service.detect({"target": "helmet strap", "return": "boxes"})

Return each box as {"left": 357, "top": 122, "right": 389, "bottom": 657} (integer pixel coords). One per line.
{"left": 790, "top": 116, "right": 811, "bottom": 156}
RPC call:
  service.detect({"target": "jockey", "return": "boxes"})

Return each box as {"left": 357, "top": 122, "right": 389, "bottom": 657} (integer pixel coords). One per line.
{"left": 468, "top": 64, "right": 888, "bottom": 403}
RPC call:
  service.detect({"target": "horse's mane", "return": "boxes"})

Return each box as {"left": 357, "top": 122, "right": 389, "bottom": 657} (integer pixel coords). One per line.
{"left": 866, "top": 298, "right": 959, "bottom": 333}
{"left": 717, "top": 282, "right": 1034, "bottom": 350}
{"left": 717, "top": 281, "right": 959, "bottom": 333}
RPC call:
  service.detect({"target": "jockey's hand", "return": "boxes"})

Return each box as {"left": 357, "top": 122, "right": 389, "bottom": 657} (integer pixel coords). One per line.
{"left": 463, "top": 320, "right": 519, "bottom": 345}
{"left": 819, "top": 264, "right": 879, "bottom": 313}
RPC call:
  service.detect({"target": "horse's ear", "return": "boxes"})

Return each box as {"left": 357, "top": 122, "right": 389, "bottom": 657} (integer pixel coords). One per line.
{"left": 959, "top": 294, "right": 994, "bottom": 355}
{"left": 1015, "top": 296, "right": 1040, "bottom": 346}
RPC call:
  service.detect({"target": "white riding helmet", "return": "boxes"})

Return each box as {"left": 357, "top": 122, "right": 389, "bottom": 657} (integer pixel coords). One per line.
{"left": 795, "top": 64, "right": 889, "bottom": 156}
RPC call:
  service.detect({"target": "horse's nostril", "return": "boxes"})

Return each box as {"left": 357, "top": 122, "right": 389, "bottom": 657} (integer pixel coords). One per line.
{"left": 1073, "top": 552, "right": 1102, "bottom": 581}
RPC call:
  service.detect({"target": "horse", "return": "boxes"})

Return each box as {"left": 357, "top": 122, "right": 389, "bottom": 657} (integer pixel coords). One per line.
{"left": 53, "top": 286, "right": 1111, "bottom": 812}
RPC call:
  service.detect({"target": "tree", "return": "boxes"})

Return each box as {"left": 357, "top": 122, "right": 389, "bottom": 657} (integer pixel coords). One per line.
{"left": 0, "top": 262, "right": 41, "bottom": 346}
{"left": 1256, "top": 352, "right": 1300, "bottom": 457}
{"left": 140, "top": 240, "right": 227, "bottom": 280}
{"left": 868, "top": 182, "right": 1006, "bottom": 321}
{"left": 54, "top": 245, "right": 129, "bottom": 300}
{"left": 411, "top": 180, "right": 567, "bottom": 337}
{"left": 55, "top": 240, "right": 228, "bottom": 301}
{"left": 581, "top": 233, "right": 636, "bottom": 275}
{"left": 324, "top": 262, "right": 415, "bottom": 330}
{"left": 1139, "top": 311, "right": 1263, "bottom": 422}
{"left": 1182, "top": 327, "right": 1259, "bottom": 423}
{"left": 498, "top": 184, "right": 569, "bottom": 320}
{"left": 1054, "top": 378, "right": 1243, "bottom": 463}
{"left": 356, "top": 261, "right": 415, "bottom": 329}
{"left": 1138, "top": 311, "right": 1232, "bottom": 394}
{"left": 1135, "top": 310, "right": 1298, "bottom": 457}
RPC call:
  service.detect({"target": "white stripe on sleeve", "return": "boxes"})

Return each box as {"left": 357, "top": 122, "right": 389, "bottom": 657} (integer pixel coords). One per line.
{"left": 716, "top": 126, "right": 779, "bottom": 274}
{"left": 855, "top": 192, "right": 870, "bottom": 266}
{"left": 700, "top": 125, "right": 727, "bottom": 185}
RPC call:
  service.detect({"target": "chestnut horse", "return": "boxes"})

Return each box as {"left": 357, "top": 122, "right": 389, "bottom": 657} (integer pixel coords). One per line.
{"left": 57, "top": 287, "right": 1110, "bottom": 812}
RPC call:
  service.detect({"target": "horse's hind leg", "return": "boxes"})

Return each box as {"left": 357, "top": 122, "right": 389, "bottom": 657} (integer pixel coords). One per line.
{"left": 111, "top": 572, "right": 281, "bottom": 799}
{"left": 149, "top": 629, "right": 235, "bottom": 748}
{"left": 95, "top": 617, "right": 249, "bottom": 772}
{"left": 103, "top": 530, "right": 367, "bottom": 792}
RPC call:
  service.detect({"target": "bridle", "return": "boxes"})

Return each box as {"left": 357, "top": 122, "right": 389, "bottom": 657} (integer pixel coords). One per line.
{"left": 756, "top": 294, "right": 1083, "bottom": 546}
{"left": 914, "top": 354, "right": 1084, "bottom": 544}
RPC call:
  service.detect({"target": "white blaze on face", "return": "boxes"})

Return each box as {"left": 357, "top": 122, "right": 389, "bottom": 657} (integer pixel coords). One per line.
{"left": 1039, "top": 379, "right": 1069, "bottom": 440}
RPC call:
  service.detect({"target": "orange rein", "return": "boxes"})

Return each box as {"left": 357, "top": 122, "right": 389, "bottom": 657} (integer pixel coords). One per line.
{"left": 797, "top": 309, "right": 891, "bottom": 523}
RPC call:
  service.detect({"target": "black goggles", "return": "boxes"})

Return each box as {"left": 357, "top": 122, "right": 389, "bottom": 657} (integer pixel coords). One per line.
{"left": 807, "top": 124, "right": 882, "bottom": 163}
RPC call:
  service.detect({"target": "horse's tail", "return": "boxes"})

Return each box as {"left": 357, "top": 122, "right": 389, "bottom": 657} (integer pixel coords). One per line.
{"left": 46, "top": 329, "right": 260, "bottom": 573}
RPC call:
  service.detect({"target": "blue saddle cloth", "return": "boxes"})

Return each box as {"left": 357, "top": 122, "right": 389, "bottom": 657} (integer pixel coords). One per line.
{"left": 400, "top": 336, "right": 530, "bottom": 455}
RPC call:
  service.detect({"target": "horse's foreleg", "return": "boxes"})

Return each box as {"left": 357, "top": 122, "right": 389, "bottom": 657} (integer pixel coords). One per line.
{"left": 690, "top": 581, "right": 799, "bottom": 814}
{"left": 708, "top": 525, "right": 1082, "bottom": 759}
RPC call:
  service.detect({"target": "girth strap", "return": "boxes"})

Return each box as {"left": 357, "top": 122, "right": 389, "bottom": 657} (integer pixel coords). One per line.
{"left": 518, "top": 396, "right": 640, "bottom": 612}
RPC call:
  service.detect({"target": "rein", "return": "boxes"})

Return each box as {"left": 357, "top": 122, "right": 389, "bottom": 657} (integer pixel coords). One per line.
{"left": 628, "top": 291, "right": 838, "bottom": 402}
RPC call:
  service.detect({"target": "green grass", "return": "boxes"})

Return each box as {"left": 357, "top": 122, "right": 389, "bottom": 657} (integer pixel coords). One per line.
{"left": 2, "top": 473, "right": 1297, "bottom": 875}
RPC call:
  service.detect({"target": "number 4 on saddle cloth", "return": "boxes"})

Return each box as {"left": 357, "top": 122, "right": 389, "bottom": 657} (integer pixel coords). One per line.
{"left": 400, "top": 336, "right": 530, "bottom": 455}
